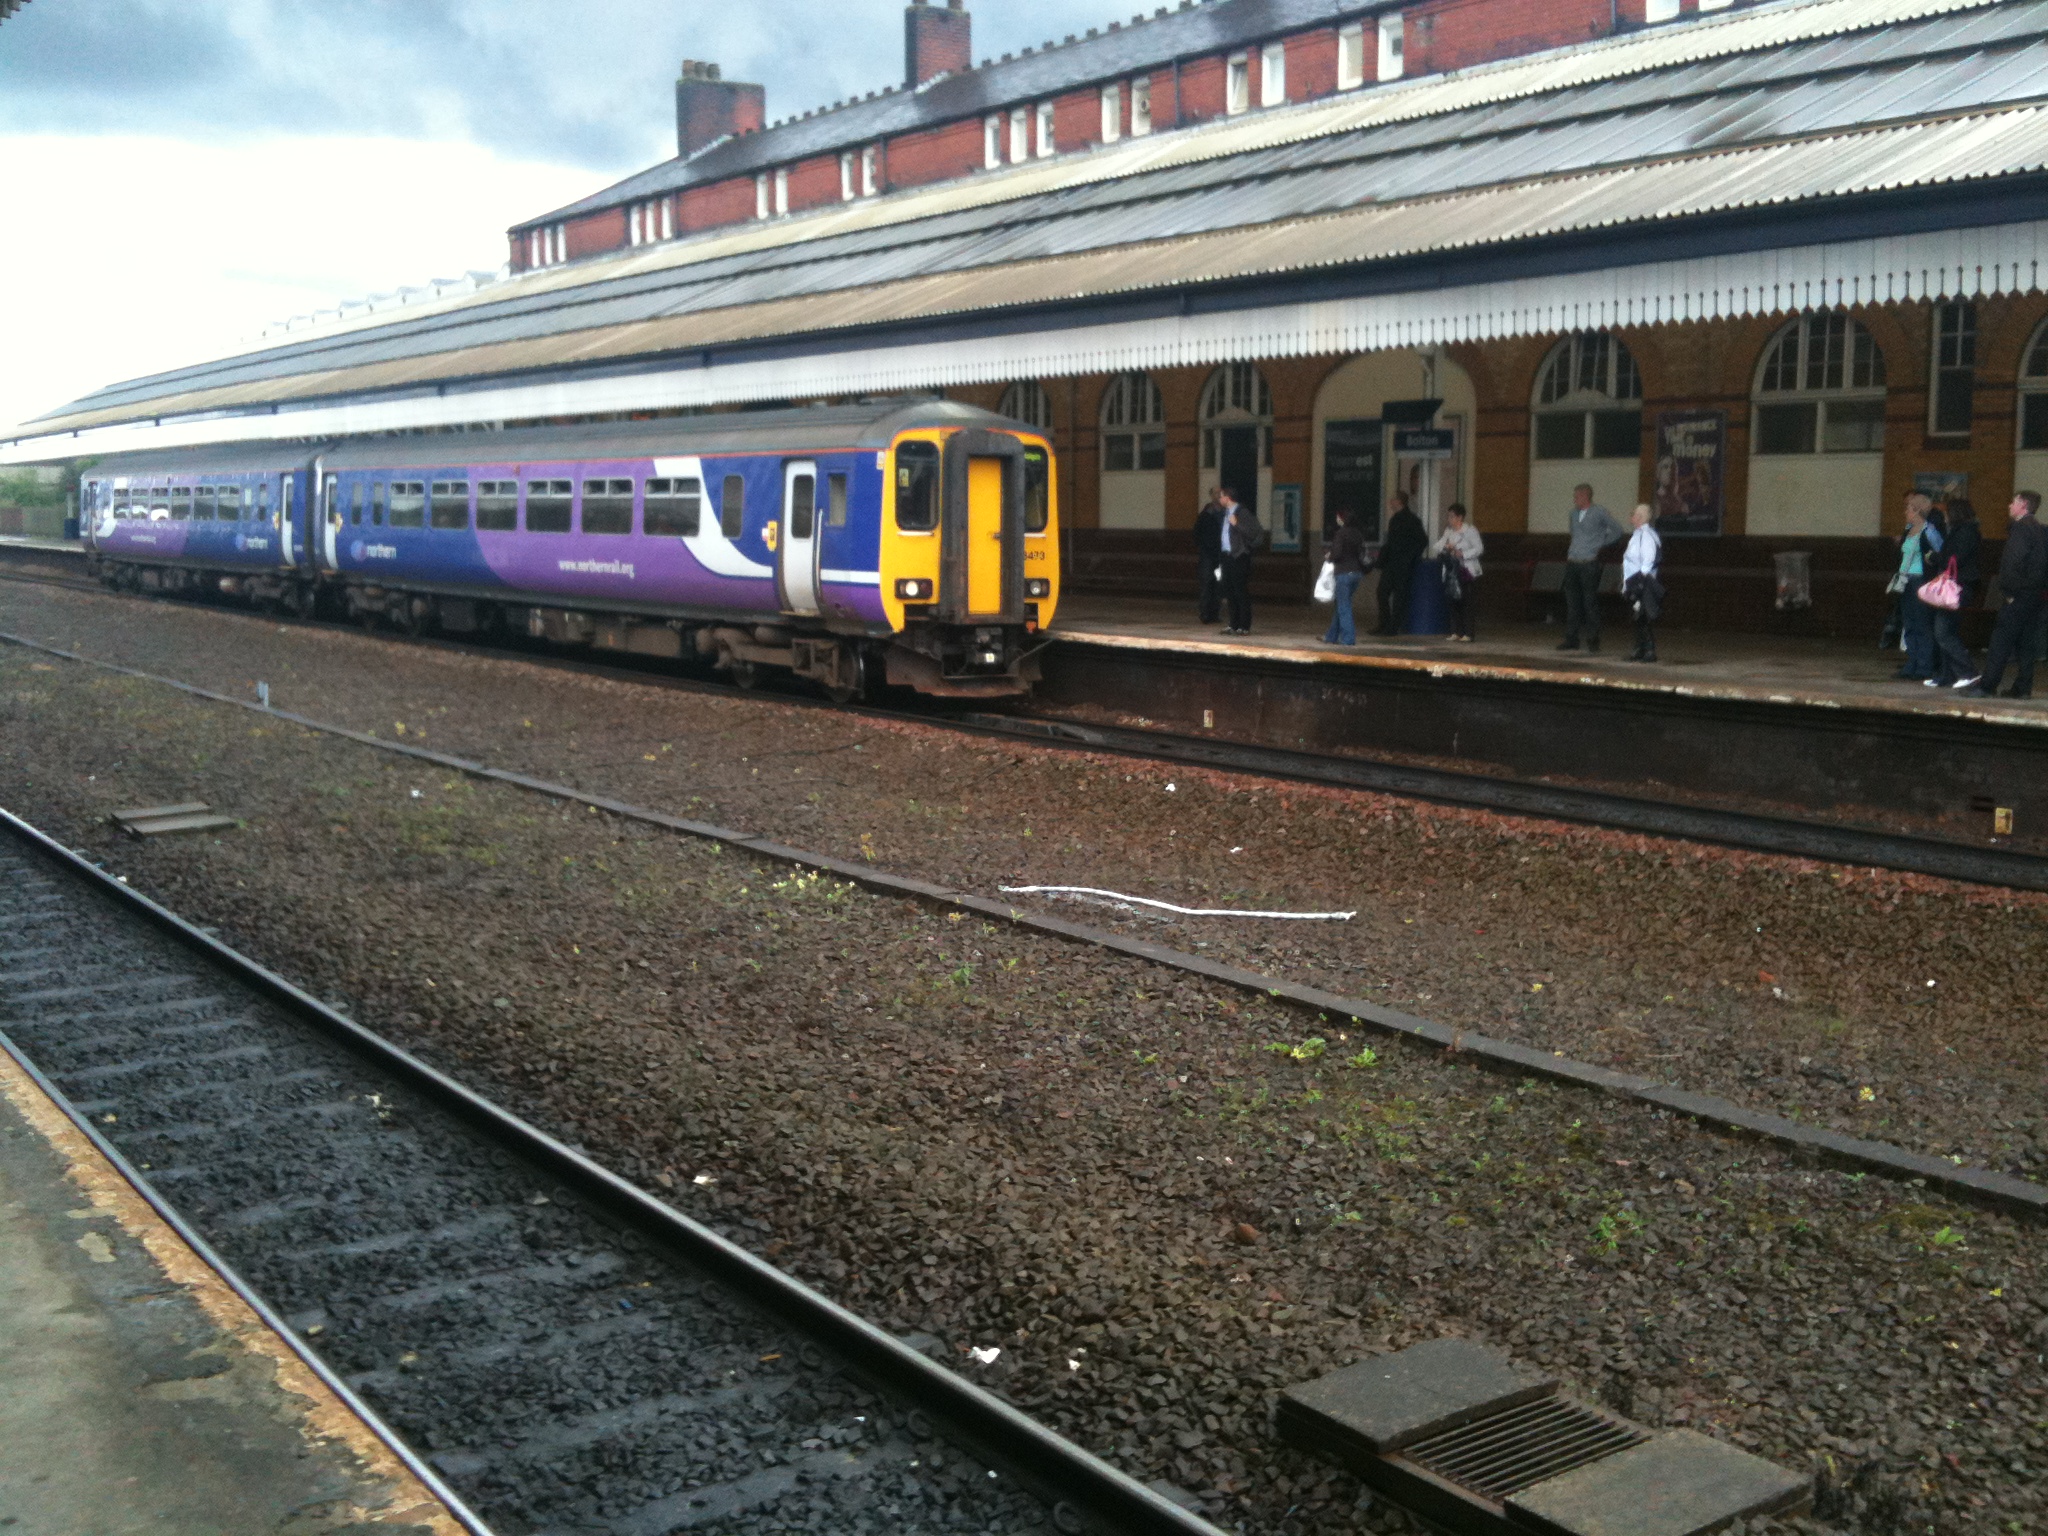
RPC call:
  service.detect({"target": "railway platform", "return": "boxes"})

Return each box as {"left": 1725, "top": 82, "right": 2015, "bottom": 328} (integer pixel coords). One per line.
{"left": 1048, "top": 594, "right": 2048, "bottom": 730}
{"left": 0, "top": 1041, "right": 464, "bottom": 1535}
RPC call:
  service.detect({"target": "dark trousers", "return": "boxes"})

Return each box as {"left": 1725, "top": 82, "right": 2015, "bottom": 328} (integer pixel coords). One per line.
{"left": 1448, "top": 574, "right": 1476, "bottom": 639}
{"left": 1978, "top": 591, "right": 2045, "bottom": 696}
{"left": 1197, "top": 557, "right": 1222, "bottom": 624}
{"left": 1930, "top": 592, "right": 1976, "bottom": 684}
{"left": 1898, "top": 577, "right": 1935, "bottom": 677}
{"left": 1222, "top": 555, "right": 1253, "bottom": 632}
{"left": 1562, "top": 560, "right": 1603, "bottom": 645}
{"left": 1633, "top": 610, "right": 1657, "bottom": 659}
{"left": 1374, "top": 569, "right": 1411, "bottom": 635}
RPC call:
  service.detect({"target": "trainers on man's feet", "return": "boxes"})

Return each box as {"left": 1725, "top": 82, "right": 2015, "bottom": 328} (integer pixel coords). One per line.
{"left": 1952, "top": 675, "right": 1982, "bottom": 691}
{"left": 1923, "top": 677, "right": 1944, "bottom": 687}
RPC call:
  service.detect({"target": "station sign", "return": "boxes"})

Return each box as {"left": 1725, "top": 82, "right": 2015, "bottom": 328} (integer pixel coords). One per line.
{"left": 1393, "top": 427, "right": 1456, "bottom": 460}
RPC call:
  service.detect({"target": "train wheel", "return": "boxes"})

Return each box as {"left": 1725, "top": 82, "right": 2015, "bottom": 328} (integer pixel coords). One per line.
{"left": 290, "top": 586, "right": 317, "bottom": 620}
{"left": 825, "top": 648, "right": 866, "bottom": 705}
{"left": 728, "top": 660, "right": 759, "bottom": 690}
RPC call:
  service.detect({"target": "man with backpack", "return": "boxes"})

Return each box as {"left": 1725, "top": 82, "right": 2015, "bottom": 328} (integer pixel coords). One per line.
{"left": 1218, "top": 486, "right": 1262, "bottom": 635}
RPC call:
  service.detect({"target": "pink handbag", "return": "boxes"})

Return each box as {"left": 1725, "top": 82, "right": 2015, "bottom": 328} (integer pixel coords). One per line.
{"left": 1917, "top": 557, "right": 1960, "bottom": 611}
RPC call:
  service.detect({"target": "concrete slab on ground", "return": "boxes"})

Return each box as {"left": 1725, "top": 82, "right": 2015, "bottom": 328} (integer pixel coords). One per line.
{"left": 0, "top": 1043, "right": 462, "bottom": 1536}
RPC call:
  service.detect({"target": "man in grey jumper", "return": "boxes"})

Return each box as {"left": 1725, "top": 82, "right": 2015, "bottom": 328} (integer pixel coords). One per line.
{"left": 1559, "top": 483, "right": 1628, "bottom": 652}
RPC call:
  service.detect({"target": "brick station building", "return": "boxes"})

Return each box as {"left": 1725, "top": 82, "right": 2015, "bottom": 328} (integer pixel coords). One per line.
{"left": 19, "top": 0, "right": 2048, "bottom": 637}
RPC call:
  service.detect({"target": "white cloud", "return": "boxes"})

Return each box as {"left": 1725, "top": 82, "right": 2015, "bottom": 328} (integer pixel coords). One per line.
{"left": 0, "top": 134, "right": 597, "bottom": 440}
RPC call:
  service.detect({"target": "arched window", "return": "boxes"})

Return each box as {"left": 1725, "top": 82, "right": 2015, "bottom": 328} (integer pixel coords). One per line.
{"left": 2019, "top": 320, "right": 2048, "bottom": 451}
{"left": 998, "top": 380, "right": 1054, "bottom": 432}
{"left": 1531, "top": 333, "right": 1641, "bottom": 461}
{"left": 1099, "top": 372, "right": 1165, "bottom": 472}
{"left": 1098, "top": 371, "right": 1166, "bottom": 529}
{"left": 1199, "top": 362, "right": 1272, "bottom": 472}
{"left": 1752, "top": 313, "right": 1887, "bottom": 455}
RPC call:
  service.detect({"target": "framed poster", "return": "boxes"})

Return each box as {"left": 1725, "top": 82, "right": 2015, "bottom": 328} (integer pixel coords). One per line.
{"left": 1653, "top": 410, "right": 1725, "bottom": 536}
{"left": 1269, "top": 483, "right": 1303, "bottom": 552}
{"left": 1324, "top": 419, "right": 1383, "bottom": 540}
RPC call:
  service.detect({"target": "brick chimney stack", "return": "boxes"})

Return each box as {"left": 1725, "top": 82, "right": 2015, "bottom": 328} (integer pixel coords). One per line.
{"left": 905, "top": 0, "right": 971, "bottom": 89}
{"left": 675, "top": 59, "right": 765, "bottom": 158}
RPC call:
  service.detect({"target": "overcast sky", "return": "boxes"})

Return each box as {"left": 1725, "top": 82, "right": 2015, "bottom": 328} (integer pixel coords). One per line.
{"left": 0, "top": 0, "right": 1117, "bottom": 443}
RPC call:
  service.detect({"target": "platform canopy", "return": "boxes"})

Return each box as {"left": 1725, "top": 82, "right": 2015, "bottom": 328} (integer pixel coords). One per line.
{"left": 10, "top": 0, "right": 2048, "bottom": 460}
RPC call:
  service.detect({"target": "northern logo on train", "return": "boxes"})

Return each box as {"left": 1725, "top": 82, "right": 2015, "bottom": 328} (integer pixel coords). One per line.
{"left": 350, "top": 539, "right": 365, "bottom": 561}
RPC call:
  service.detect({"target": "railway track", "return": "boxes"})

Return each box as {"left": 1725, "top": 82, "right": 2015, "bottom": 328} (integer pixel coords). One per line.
{"left": 3, "top": 553, "right": 2046, "bottom": 893}
{"left": 0, "top": 806, "right": 1223, "bottom": 1536}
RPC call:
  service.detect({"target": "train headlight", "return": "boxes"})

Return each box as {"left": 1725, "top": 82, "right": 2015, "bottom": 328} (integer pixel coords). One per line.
{"left": 894, "top": 578, "right": 934, "bottom": 600}
{"left": 1025, "top": 578, "right": 1051, "bottom": 598}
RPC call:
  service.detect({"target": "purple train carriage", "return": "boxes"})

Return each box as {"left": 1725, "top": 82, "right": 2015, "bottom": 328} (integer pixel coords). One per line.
{"left": 79, "top": 400, "right": 1060, "bottom": 698}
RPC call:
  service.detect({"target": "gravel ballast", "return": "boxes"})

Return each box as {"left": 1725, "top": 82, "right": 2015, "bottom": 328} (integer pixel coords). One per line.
{"left": 2, "top": 586, "right": 2046, "bottom": 1532}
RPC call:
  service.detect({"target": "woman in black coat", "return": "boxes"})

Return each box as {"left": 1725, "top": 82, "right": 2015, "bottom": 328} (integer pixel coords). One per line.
{"left": 1929, "top": 497, "right": 1983, "bottom": 687}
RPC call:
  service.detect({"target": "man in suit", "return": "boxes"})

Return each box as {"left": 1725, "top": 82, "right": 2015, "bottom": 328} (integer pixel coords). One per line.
{"left": 1218, "top": 486, "right": 1260, "bottom": 634}
{"left": 1958, "top": 490, "right": 2047, "bottom": 698}
{"left": 1193, "top": 486, "right": 1225, "bottom": 625}
{"left": 1559, "top": 483, "right": 1627, "bottom": 652}
{"left": 1372, "top": 492, "right": 1426, "bottom": 636}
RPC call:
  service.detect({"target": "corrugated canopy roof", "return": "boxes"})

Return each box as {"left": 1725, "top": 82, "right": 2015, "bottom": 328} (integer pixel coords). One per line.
{"left": 22, "top": 0, "right": 2047, "bottom": 442}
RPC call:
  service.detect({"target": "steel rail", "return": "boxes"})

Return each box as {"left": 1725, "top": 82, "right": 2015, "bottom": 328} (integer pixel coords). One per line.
{"left": 0, "top": 804, "right": 1227, "bottom": 1536}
{"left": 4, "top": 557, "right": 2045, "bottom": 891}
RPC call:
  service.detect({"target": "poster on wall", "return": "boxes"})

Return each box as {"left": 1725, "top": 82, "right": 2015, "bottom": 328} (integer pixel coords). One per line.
{"left": 1653, "top": 410, "right": 1725, "bottom": 536}
{"left": 1324, "top": 419, "right": 1383, "bottom": 540}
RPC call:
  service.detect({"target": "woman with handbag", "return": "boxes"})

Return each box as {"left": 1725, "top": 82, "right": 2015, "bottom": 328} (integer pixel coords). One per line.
{"left": 1320, "top": 507, "right": 1369, "bottom": 646}
{"left": 1621, "top": 503, "right": 1663, "bottom": 662}
{"left": 1892, "top": 493, "right": 1942, "bottom": 681}
{"left": 1926, "top": 497, "right": 1983, "bottom": 687}
{"left": 1429, "top": 503, "right": 1484, "bottom": 642}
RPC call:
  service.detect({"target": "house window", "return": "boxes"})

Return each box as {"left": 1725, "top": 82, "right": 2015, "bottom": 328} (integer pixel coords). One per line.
{"left": 984, "top": 115, "right": 1002, "bottom": 170}
{"left": 1260, "top": 42, "right": 1286, "bottom": 108}
{"left": 629, "top": 205, "right": 642, "bottom": 246}
{"left": 1009, "top": 106, "right": 1029, "bottom": 163}
{"left": 2020, "top": 322, "right": 2048, "bottom": 450}
{"left": 861, "top": 144, "right": 880, "bottom": 196}
{"left": 1930, "top": 302, "right": 1977, "bottom": 438}
{"left": 660, "top": 200, "right": 673, "bottom": 240}
{"left": 1532, "top": 334, "right": 1643, "bottom": 461}
{"left": 773, "top": 168, "right": 789, "bottom": 216}
{"left": 1645, "top": 0, "right": 1681, "bottom": 20}
{"left": 842, "top": 151, "right": 858, "bottom": 199}
{"left": 1199, "top": 363, "right": 1273, "bottom": 473}
{"left": 1035, "top": 101, "right": 1055, "bottom": 158}
{"left": 1753, "top": 314, "right": 1888, "bottom": 455}
{"left": 1378, "top": 14, "right": 1405, "bottom": 81}
{"left": 1338, "top": 22, "right": 1366, "bottom": 90}
{"left": 1100, "top": 372, "right": 1167, "bottom": 472}
{"left": 1130, "top": 77, "right": 1152, "bottom": 136}
{"left": 1101, "top": 83, "right": 1122, "bottom": 144}
{"left": 998, "top": 381, "right": 1055, "bottom": 432}
{"left": 1226, "top": 53, "right": 1250, "bottom": 115}
{"left": 755, "top": 174, "right": 770, "bottom": 220}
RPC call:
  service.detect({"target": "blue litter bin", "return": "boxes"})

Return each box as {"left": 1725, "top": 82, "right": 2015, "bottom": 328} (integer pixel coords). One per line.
{"left": 1403, "top": 556, "right": 1455, "bottom": 635}
{"left": 63, "top": 517, "right": 79, "bottom": 541}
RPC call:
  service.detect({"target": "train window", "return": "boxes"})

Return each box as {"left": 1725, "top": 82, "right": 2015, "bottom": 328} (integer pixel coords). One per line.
{"left": 218, "top": 485, "right": 243, "bottom": 521}
{"left": 826, "top": 472, "right": 848, "bottom": 527}
{"left": 644, "top": 477, "right": 701, "bottom": 537}
{"left": 112, "top": 490, "right": 131, "bottom": 519}
{"left": 476, "top": 480, "right": 518, "bottom": 532}
{"left": 349, "top": 482, "right": 364, "bottom": 525}
{"left": 720, "top": 474, "right": 745, "bottom": 538}
{"left": 430, "top": 480, "right": 471, "bottom": 530}
{"left": 894, "top": 441, "right": 940, "bottom": 531}
{"left": 323, "top": 476, "right": 339, "bottom": 522}
{"left": 170, "top": 487, "right": 193, "bottom": 520}
{"left": 371, "top": 483, "right": 386, "bottom": 525}
{"left": 581, "top": 477, "right": 634, "bottom": 535}
{"left": 257, "top": 482, "right": 272, "bottom": 521}
{"left": 194, "top": 487, "right": 217, "bottom": 521}
{"left": 789, "top": 473, "right": 816, "bottom": 539}
{"left": 389, "top": 482, "right": 426, "bottom": 528}
{"left": 1023, "top": 447, "right": 1050, "bottom": 532}
{"left": 526, "top": 478, "right": 573, "bottom": 533}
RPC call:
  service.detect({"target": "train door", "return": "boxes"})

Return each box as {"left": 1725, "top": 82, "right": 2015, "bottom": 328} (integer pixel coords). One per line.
{"left": 939, "top": 430, "right": 1024, "bottom": 622}
{"left": 320, "top": 466, "right": 340, "bottom": 572}
{"left": 779, "top": 461, "right": 820, "bottom": 616}
{"left": 277, "top": 474, "right": 298, "bottom": 568}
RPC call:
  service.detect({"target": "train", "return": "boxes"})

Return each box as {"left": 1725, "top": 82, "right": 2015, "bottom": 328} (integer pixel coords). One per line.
{"left": 79, "top": 400, "right": 1060, "bottom": 699}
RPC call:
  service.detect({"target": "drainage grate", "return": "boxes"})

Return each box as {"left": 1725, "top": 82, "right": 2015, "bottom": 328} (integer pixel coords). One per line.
{"left": 1402, "top": 1394, "right": 1649, "bottom": 1502}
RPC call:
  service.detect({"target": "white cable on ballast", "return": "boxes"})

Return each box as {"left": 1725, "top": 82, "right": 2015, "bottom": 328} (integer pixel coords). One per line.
{"left": 998, "top": 886, "right": 1354, "bottom": 920}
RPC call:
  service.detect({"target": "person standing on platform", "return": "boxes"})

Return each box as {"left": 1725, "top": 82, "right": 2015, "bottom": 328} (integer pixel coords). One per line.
{"left": 1194, "top": 487, "right": 1225, "bottom": 626}
{"left": 1430, "top": 502, "right": 1484, "bottom": 642}
{"left": 1372, "top": 492, "right": 1426, "bottom": 636}
{"left": 1558, "top": 484, "right": 1626, "bottom": 652}
{"left": 1621, "top": 503, "right": 1663, "bottom": 663}
{"left": 1218, "top": 486, "right": 1259, "bottom": 635}
{"left": 1893, "top": 492, "right": 1941, "bottom": 681}
{"left": 1958, "top": 491, "right": 2047, "bottom": 698}
{"left": 1927, "top": 496, "right": 1983, "bottom": 687}
{"left": 1322, "top": 506, "right": 1369, "bottom": 646}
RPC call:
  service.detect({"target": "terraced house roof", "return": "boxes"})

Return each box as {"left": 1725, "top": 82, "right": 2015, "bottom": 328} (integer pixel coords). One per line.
{"left": 13, "top": 0, "right": 2047, "bottom": 454}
